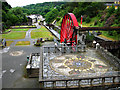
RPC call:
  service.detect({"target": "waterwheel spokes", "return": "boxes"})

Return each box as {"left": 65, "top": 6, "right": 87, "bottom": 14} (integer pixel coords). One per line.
{"left": 60, "top": 13, "right": 79, "bottom": 46}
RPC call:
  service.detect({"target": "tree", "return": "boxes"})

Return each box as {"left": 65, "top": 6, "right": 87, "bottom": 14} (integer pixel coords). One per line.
{"left": 2, "top": 2, "right": 28, "bottom": 30}
{"left": 45, "top": 9, "right": 59, "bottom": 24}
{"left": 59, "top": 10, "right": 68, "bottom": 17}
{"left": 108, "top": 5, "right": 115, "bottom": 15}
{"left": 2, "top": 10, "right": 8, "bottom": 22}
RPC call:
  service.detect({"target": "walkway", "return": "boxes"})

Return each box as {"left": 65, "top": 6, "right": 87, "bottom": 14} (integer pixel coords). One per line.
{"left": 5, "top": 23, "right": 41, "bottom": 47}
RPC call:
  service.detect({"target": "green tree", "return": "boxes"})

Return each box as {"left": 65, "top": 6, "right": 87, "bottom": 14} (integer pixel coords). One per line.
{"left": 2, "top": 10, "right": 8, "bottom": 22}
{"left": 45, "top": 9, "right": 59, "bottom": 24}
{"left": 108, "top": 5, "right": 115, "bottom": 15}
{"left": 85, "top": 16, "right": 90, "bottom": 23}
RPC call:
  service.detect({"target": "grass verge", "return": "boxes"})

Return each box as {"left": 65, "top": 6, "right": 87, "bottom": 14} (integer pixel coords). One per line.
{"left": 15, "top": 25, "right": 36, "bottom": 28}
{"left": 4, "top": 29, "right": 29, "bottom": 32}
{"left": 99, "top": 31, "right": 120, "bottom": 41}
{"left": 2, "top": 32, "right": 26, "bottom": 39}
{"left": 31, "top": 26, "right": 54, "bottom": 40}
{"left": 15, "top": 41, "right": 30, "bottom": 46}
{"left": 31, "top": 31, "right": 54, "bottom": 40}
{"left": 32, "top": 26, "right": 48, "bottom": 32}
{"left": 11, "top": 29, "right": 29, "bottom": 31}
{"left": 6, "top": 41, "right": 14, "bottom": 46}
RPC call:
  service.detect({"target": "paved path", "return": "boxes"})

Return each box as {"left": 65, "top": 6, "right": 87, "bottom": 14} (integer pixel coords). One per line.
{"left": 5, "top": 23, "right": 41, "bottom": 47}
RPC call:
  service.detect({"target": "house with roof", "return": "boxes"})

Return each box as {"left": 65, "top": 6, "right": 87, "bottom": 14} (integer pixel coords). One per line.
{"left": 106, "top": 0, "right": 120, "bottom": 9}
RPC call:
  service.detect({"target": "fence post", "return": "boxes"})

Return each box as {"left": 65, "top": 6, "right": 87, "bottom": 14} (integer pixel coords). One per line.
{"left": 102, "top": 77, "right": 105, "bottom": 86}
{"left": 90, "top": 79, "right": 93, "bottom": 87}
{"left": 79, "top": 80, "right": 81, "bottom": 89}
{"left": 53, "top": 81, "right": 56, "bottom": 89}
{"left": 66, "top": 80, "right": 68, "bottom": 89}
{"left": 113, "top": 77, "right": 115, "bottom": 84}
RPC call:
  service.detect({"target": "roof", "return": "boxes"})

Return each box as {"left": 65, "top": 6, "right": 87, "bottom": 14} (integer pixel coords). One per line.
{"left": 105, "top": 3, "right": 120, "bottom": 6}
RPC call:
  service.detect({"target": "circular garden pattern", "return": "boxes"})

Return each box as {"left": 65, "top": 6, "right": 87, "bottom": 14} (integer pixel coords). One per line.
{"left": 50, "top": 54, "right": 109, "bottom": 77}
{"left": 64, "top": 58, "right": 92, "bottom": 71}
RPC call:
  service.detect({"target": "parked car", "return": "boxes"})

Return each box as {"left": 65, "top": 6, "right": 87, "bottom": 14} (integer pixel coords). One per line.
{"left": 0, "top": 39, "right": 6, "bottom": 48}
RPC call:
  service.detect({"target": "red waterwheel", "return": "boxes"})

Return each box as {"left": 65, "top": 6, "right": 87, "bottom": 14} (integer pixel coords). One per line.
{"left": 60, "top": 13, "right": 79, "bottom": 46}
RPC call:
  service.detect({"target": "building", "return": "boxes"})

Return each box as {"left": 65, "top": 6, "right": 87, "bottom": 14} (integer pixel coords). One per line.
{"left": 27, "top": 15, "right": 38, "bottom": 25}
{"left": 106, "top": 0, "right": 120, "bottom": 9}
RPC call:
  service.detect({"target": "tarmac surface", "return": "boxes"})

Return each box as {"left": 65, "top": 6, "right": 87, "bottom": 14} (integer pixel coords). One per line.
{"left": 2, "top": 46, "right": 40, "bottom": 88}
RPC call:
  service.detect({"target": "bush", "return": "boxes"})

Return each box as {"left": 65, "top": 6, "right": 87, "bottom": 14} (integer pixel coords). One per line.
{"left": 85, "top": 16, "right": 90, "bottom": 23}
{"left": 108, "top": 5, "right": 115, "bottom": 14}
{"left": 86, "top": 32, "right": 94, "bottom": 41}
{"left": 94, "top": 20, "right": 98, "bottom": 25}
{"left": 105, "top": 15, "right": 115, "bottom": 27}
{"left": 56, "top": 17, "right": 61, "bottom": 22}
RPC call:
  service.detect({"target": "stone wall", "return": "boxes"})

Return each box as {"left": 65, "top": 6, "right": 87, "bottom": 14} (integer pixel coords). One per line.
{"left": 97, "top": 46, "right": 120, "bottom": 70}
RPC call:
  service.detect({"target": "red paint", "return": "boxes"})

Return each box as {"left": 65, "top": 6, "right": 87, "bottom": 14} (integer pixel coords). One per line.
{"left": 81, "top": 15, "right": 82, "bottom": 25}
{"left": 99, "top": 66, "right": 103, "bottom": 68}
{"left": 60, "top": 13, "right": 79, "bottom": 46}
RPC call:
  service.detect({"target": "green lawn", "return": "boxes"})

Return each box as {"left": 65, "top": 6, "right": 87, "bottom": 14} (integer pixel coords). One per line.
{"left": 11, "top": 29, "right": 29, "bottom": 31}
{"left": 32, "top": 26, "right": 48, "bottom": 31}
{"left": 6, "top": 41, "right": 14, "bottom": 46}
{"left": 2, "top": 32, "right": 26, "bottom": 39}
{"left": 31, "top": 31, "right": 54, "bottom": 40}
{"left": 4, "top": 29, "right": 29, "bottom": 33}
{"left": 15, "top": 41, "right": 30, "bottom": 46}
{"left": 15, "top": 25, "right": 36, "bottom": 28}
{"left": 100, "top": 31, "right": 120, "bottom": 41}
{"left": 31, "top": 26, "right": 54, "bottom": 40}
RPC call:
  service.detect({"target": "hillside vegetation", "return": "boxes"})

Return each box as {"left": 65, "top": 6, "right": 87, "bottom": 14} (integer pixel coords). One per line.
{"left": 23, "top": 2, "right": 66, "bottom": 17}
{"left": 2, "top": 2, "right": 28, "bottom": 30}
{"left": 2, "top": 2, "right": 120, "bottom": 40}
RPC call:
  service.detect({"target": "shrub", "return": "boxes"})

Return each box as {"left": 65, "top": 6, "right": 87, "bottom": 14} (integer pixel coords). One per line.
{"left": 105, "top": 15, "right": 115, "bottom": 27}
{"left": 94, "top": 20, "right": 98, "bottom": 25}
{"left": 56, "top": 17, "right": 61, "bottom": 22}
{"left": 86, "top": 32, "right": 94, "bottom": 41}
{"left": 85, "top": 16, "right": 90, "bottom": 23}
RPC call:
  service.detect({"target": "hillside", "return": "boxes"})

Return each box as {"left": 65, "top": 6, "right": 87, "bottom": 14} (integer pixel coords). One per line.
{"left": 2, "top": 2, "right": 28, "bottom": 31}
{"left": 23, "top": 2, "right": 66, "bottom": 17}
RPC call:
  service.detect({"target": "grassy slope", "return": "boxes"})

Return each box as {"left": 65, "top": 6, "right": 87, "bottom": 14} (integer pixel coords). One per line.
{"left": 99, "top": 31, "right": 120, "bottom": 41}
{"left": 56, "top": 16, "right": 120, "bottom": 41}
{"left": 81, "top": 17, "right": 120, "bottom": 41}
